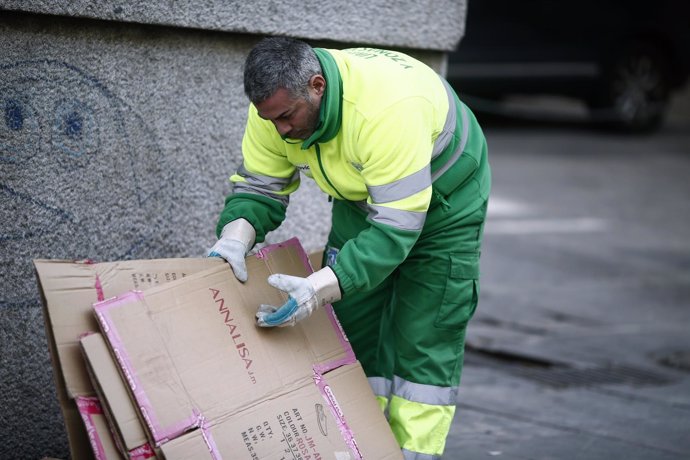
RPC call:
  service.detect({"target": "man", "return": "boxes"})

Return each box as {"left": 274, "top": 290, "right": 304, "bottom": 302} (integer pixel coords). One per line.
{"left": 210, "top": 36, "right": 490, "bottom": 459}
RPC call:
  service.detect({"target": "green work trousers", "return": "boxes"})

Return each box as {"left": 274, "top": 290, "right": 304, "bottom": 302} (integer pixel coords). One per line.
{"left": 324, "top": 188, "right": 488, "bottom": 458}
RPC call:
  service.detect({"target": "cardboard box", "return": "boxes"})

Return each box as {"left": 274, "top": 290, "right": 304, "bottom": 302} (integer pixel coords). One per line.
{"left": 35, "top": 257, "right": 222, "bottom": 398}
{"left": 94, "top": 238, "right": 402, "bottom": 459}
{"left": 80, "top": 332, "right": 156, "bottom": 459}
{"left": 34, "top": 257, "right": 222, "bottom": 459}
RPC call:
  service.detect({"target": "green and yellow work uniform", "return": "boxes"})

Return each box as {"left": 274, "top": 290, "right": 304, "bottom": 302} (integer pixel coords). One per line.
{"left": 217, "top": 47, "right": 491, "bottom": 459}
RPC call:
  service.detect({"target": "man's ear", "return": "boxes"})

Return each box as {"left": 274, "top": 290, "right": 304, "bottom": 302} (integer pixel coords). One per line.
{"left": 310, "top": 75, "right": 326, "bottom": 96}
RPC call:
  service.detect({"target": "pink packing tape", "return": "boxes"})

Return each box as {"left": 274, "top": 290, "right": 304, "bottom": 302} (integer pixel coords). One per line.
{"left": 80, "top": 259, "right": 105, "bottom": 301}
{"left": 316, "top": 303, "right": 357, "bottom": 373}
{"left": 312, "top": 372, "right": 363, "bottom": 460}
{"left": 76, "top": 396, "right": 108, "bottom": 460}
{"left": 128, "top": 443, "right": 157, "bottom": 460}
{"left": 94, "top": 272, "right": 105, "bottom": 302}
{"left": 199, "top": 415, "right": 222, "bottom": 460}
{"left": 93, "top": 291, "right": 200, "bottom": 445}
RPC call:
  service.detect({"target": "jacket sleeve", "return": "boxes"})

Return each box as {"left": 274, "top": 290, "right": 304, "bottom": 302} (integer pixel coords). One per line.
{"left": 330, "top": 98, "right": 436, "bottom": 296}
{"left": 216, "top": 105, "right": 300, "bottom": 242}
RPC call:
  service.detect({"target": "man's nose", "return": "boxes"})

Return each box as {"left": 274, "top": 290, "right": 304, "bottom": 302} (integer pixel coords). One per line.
{"left": 274, "top": 120, "right": 291, "bottom": 136}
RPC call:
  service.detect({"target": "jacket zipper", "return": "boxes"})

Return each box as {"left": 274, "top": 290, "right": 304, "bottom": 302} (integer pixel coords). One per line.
{"left": 315, "top": 144, "right": 347, "bottom": 200}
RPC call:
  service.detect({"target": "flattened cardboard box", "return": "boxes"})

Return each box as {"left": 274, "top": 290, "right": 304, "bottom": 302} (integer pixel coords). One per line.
{"left": 80, "top": 332, "right": 156, "bottom": 459}
{"left": 34, "top": 257, "right": 222, "bottom": 459}
{"left": 94, "top": 238, "right": 402, "bottom": 459}
{"left": 34, "top": 257, "right": 221, "bottom": 398}
{"left": 75, "top": 394, "right": 156, "bottom": 460}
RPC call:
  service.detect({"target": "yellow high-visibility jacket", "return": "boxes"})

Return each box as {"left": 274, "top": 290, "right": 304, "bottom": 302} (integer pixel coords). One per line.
{"left": 218, "top": 47, "right": 490, "bottom": 297}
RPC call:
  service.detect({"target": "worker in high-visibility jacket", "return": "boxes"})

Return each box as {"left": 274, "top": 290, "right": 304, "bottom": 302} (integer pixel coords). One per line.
{"left": 210, "top": 36, "right": 491, "bottom": 459}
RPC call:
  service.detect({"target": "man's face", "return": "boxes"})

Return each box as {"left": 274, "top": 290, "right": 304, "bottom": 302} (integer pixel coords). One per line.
{"left": 255, "top": 77, "right": 324, "bottom": 140}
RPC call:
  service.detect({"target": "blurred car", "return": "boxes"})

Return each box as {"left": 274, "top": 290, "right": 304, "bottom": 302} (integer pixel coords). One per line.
{"left": 446, "top": 0, "right": 690, "bottom": 131}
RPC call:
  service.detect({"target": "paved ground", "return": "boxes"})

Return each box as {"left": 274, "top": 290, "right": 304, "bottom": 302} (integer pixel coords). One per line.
{"left": 444, "top": 92, "right": 690, "bottom": 459}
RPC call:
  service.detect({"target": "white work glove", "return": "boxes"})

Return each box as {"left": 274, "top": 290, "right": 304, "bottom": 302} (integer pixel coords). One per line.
{"left": 208, "top": 218, "right": 256, "bottom": 282}
{"left": 256, "top": 267, "right": 342, "bottom": 327}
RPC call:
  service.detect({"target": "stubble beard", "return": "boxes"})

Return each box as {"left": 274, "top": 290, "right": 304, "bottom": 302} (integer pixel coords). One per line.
{"left": 300, "top": 95, "right": 320, "bottom": 140}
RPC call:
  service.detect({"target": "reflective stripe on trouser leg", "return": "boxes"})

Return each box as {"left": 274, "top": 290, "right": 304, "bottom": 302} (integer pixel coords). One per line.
{"left": 390, "top": 377, "right": 458, "bottom": 458}
{"left": 368, "top": 376, "right": 393, "bottom": 414}
{"left": 403, "top": 450, "right": 442, "bottom": 460}
{"left": 391, "top": 398, "right": 455, "bottom": 459}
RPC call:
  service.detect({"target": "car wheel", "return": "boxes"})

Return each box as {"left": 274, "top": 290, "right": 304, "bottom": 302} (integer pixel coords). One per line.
{"left": 589, "top": 41, "right": 671, "bottom": 132}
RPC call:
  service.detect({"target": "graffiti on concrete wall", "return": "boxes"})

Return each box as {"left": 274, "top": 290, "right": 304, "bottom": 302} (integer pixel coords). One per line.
{"left": 0, "top": 59, "right": 175, "bottom": 308}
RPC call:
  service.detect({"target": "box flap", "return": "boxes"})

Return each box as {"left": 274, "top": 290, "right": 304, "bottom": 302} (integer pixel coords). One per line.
{"left": 34, "top": 260, "right": 103, "bottom": 397}
{"left": 34, "top": 257, "right": 222, "bottom": 398}
{"left": 160, "top": 362, "right": 402, "bottom": 459}
{"left": 94, "top": 239, "right": 353, "bottom": 445}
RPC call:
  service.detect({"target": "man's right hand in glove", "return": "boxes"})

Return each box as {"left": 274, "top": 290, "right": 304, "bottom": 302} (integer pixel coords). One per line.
{"left": 208, "top": 218, "right": 256, "bottom": 282}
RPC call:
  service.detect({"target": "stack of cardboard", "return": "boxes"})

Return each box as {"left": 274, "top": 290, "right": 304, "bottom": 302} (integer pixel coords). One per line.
{"left": 35, "top": 238, "right": 402, "bottom": 459}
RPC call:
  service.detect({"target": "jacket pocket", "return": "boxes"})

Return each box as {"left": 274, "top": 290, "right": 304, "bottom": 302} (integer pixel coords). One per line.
{"left": 434, "top": 252, "right": 479, "bottom": 330}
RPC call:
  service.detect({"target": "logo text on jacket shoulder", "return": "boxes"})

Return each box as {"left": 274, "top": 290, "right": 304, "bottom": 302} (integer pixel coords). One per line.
{"left": 346, "top": 48, "right": 413, "bottom": 69}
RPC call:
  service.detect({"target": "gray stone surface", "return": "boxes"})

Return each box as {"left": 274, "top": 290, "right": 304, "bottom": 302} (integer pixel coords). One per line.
{"left": 0, "top": 0, "right": 466, "bottom": 51}
{"left": 0, "top": 14, "right": 246, "bottom": 460}
{"left": 0, "top": 5, "right": 462, "bottom": 459}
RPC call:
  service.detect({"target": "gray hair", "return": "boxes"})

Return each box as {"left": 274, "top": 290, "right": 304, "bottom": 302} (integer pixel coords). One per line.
{"left": 243, "top": 36, "right": 322, "bottom": 104}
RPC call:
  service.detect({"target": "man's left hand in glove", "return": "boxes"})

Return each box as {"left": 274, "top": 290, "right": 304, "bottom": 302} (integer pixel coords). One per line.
{"left": 256, "top": 267, "right": 342, "bottom": 327}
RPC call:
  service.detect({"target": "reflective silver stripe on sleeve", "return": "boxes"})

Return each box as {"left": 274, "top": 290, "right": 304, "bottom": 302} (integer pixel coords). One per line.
{"left": 368, "top": 376, "right": 392, "bottom": 399}
{"left": 368, "top": 204, "right": 426, "bottom": 231}
{"left": 233, "top": 182, "right": 291, "bottom": 206}
{"left": 431, "top": 80, "right": 458, "bottom": 160}
{"left": 232, "top": 163, "right": 299, "bottom": 206}
{"left": 431, "top": 101, "right": 469, "bottom": 182}
{"left": 392, "top": 375, "right": 458, "bottom": 406}
{"left": 367, "top": 165, "right": 431, "bottom": 204}
{"left": 237, "top": 162, "right": 298, "bottom": 192}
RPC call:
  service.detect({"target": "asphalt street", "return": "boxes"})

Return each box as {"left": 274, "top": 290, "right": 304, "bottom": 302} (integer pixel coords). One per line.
{"left": 444, "top": 93, "right": 690, "bottom": 459}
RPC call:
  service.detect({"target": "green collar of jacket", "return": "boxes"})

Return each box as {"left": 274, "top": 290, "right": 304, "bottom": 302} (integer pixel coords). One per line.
{"left": 301, "top": 48, "right": 343, "bottom": 150}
